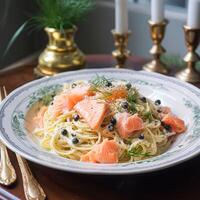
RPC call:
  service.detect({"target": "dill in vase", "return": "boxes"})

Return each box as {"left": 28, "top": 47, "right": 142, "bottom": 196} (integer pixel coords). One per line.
{"left": 34, "top": 0, "right": 95, "bottom": 77}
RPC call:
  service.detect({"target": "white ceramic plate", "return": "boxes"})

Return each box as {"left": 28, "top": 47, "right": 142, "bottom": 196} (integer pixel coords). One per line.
{"left": 0, "top": 68, "right": 200, "bottom": 175}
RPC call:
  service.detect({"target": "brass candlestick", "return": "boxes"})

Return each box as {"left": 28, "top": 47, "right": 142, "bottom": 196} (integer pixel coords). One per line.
{"left": 111, "top": 30, "right": 131, "bottom": 68}
{"left": 143, "top": 20, "right": 169, "bottom": 74}
{"left": 175, "top": 26, "right": 200, "bottom": 83}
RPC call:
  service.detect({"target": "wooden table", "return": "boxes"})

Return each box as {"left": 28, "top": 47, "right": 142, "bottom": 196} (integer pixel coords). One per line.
{"left": 0, "top": 54, "right": 199, "bottom": 200}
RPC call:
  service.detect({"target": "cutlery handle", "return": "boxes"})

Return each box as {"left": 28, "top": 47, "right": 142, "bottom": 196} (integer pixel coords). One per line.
{"left": 16, "top": 155, "right": 46, "bottom": 200}
{"left": 0, "top": 142, "right": 16, "bottom": 185}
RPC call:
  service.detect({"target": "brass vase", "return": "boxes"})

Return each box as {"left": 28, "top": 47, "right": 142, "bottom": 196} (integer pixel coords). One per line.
{"left": 34, "top": 26, "right": 86, "bottom": 77}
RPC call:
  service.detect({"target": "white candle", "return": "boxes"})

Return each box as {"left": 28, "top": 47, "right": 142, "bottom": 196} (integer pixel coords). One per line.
{"left": 151, "top": 0, "right": 165, "bottom": 23}
{"left": 115, "top": 0, "right": 128, "bottom": 34}
{"left": 187, "top": 0, "right": 200, "bottom": 28}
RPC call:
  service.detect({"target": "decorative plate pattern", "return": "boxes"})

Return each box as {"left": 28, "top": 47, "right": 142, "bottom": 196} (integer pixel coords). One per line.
{"left": 0, "top": 68, "right": 200, "bottom": 174}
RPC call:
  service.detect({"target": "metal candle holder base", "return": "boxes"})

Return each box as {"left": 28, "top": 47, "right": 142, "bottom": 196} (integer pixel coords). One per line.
{"left": 111, "top": 30, "right": 131, "bottom": 68}
{"left": 175, "top": 26, "right": 200, "bottom": 83}
{"left": 143, "top": 20, "right": 169, "bottom": 74}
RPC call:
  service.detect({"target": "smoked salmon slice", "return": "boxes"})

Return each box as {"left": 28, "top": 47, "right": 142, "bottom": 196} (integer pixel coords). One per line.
{"left": 116, "top": 112, "right": 144, "bottom": 138}
{"left": 33, "top": 106, "right": 47, "bottom": 128}
{"left": 81, "top": 139, "right": 119, "bottom": 163}
{"left": 158, "top": 106, "right": 172, "bottom": 119}
{"left": 49, "top": 85, "right": 94, "bottom": 117}
{"left": 74, "top": 98, "right": 109, "bottom": 129}
{"left": 49, "top": 93, "right": 73, "bottom": 117}
{"left": 160, "top": 106, "right": 171, "bottom": 114}
{"left": 107, "top": 86, "right": 128, "bottom": 101}
{"left": 162, "top": 114, "right": 186, "bottom": 134}
{"left": 70, "top": 85, "right": 94, "bottom": 103}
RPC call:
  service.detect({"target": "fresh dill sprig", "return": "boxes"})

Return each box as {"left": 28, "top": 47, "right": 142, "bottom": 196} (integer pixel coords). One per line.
{"left": 91, "top": 86, "right": 112, "bottom": 99}
{"left": 90, "top": 75, "right": 112, "bottom": 87}
{"left": 34, "top": 0, "right": 95, "bottom": 30}
{"left": 144, "top": 111, "right": 153, "bottom": 122}
{"left": 127, "top": 89, "right": 138, "bottom": 114}
{"left": 161, "top": 53, "right": 185, "bottom": 69}
{"left": 127, "top": 148, "right": 151, "bottom": 157}
{"left": 127, "top": 92, "right": 137, "bottom": 103}
{"left": 90, "top": 75, "right": 113, "bottom": 99}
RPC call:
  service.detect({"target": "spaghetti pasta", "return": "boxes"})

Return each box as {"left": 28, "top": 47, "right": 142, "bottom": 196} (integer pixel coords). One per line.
{"left": 30, "top": 76, "right": 186, "bottom": 163}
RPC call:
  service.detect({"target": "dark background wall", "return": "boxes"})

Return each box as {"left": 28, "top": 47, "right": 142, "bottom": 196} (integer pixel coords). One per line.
{"left": 0, "top": 0, "right": 45, "bottom": 68}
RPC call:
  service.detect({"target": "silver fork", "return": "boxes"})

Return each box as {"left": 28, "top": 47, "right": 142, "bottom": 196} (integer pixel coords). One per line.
{"left": 0, "top": 86, "right": 16, "bottom": 186}
{"left": 2, "top": 87, "right": 46, "bottom": 200}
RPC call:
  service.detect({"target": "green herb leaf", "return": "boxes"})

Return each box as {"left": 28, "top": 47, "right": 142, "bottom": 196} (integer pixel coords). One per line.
{"left": 90, "top": 75, "right": 113, "bottom": 99}
{"left": 90, "top": 86, "right": 112, "bottom": 99}
{"left": 161, "top": 53, "right": 185, "bottom": 69}
{"left": 90, "top": 75, "right": 112, "bottom": 88}
{"left": 127, "top": 148, "right": 151, "bottom": 157}
{"left": 127, "top": 92, "right": 137, "bottom": 103}
{"left": 3, "top": 20, "right": 30, "bottom": 59}
{"left": 34, "top": 0, "right": 95, "bottom": 30}
{"left": 127, "top": 89, "right": 138, "bottom": 114}
{"left": 144, "top": 111, "right": 153, "bottom": 122}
